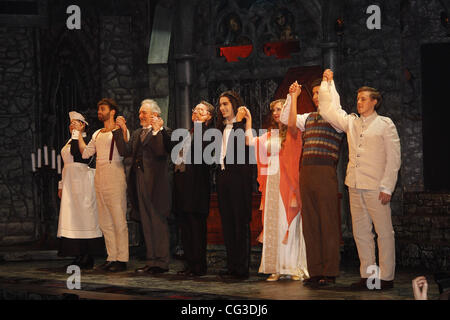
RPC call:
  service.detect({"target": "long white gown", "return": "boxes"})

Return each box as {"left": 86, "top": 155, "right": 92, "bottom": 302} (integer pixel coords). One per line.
{"left": 257, "top": 135, "right": 309, "bottom": 279}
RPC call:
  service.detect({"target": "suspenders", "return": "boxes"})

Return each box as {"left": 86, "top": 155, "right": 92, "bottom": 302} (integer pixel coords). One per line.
{"left": 95, "top": 130, "right": 115, "bottom": 163}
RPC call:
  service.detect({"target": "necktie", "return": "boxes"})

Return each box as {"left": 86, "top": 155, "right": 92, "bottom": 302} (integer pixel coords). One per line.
{"left": 140, "top": 128, "right": 150, "bottom": 142}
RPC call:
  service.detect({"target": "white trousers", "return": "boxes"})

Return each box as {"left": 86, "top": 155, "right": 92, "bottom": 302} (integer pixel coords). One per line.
{"left": 95, "top": 161, "right": 129, "bottom": 262}
{"left": 349, "top": 188, "right": 395, "bottom": 281}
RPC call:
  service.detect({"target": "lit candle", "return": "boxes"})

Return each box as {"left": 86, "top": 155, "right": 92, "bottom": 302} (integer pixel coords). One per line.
{"left": 57, "top": 155, "right": 61, "bottom": 174}
{"left": 51, "top": 149, "right": 56, "bottom": 169}
{"left": 44, "top": 145, "right": 48, "bottom": 166}
{"left": 31, "top": 153, "right": 36, "bottom": 172}
{"left": 37, "top": 148, "right": 41, "bottom": 168}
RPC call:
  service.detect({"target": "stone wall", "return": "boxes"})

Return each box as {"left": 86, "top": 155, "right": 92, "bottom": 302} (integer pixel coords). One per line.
{"left": 100, "top": 16, "right": 136, "bottom": 125}
{"left": 396, "top": 192, "right": 450, "bottom": 270}
{"left": 0, "top": 27, "right": 37, "bottom": 244}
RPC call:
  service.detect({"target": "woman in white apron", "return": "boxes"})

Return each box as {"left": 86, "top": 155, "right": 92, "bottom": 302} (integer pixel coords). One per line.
{"left": 57, "top": 111, "right": 104, "bottom": 269}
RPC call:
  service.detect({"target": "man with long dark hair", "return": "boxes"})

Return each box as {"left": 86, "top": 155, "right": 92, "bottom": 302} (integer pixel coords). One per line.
{"left": 216, "top": 91, "right": 254, "bottom": 280}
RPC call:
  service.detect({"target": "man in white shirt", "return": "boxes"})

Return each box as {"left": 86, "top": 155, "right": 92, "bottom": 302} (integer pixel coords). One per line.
{"left": 75, "top": 98, "right": 130, "bottom": 272}
{"left": 318, "top": 69, "right": 401, "bottom": 290}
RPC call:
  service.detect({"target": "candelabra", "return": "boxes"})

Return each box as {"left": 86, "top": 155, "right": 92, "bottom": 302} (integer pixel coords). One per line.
{"left": 30, "top": 146, "right": 61, "bottom": 248}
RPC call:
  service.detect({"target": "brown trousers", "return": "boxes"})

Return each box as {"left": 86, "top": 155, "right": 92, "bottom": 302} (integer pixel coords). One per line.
{"left": 300, "top": 165, "right": 341, "bottom": 277}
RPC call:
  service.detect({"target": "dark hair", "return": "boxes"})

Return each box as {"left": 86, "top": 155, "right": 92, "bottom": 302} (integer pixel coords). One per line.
{"left": 97, "top": 98, "right": 119, "bottom": 119}
{"left": 216, "top": 91, "right": 244, "bottom": 131}
{"left": 310, "top": 78, "right": 322, "bottom": 92}
{"left": 358, "top": 87, "right": 382, "bottom": 109}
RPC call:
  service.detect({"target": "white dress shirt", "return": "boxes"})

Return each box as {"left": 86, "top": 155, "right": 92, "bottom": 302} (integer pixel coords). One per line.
{"left": 220, "top": 117, "right": 236, "bottom": 170}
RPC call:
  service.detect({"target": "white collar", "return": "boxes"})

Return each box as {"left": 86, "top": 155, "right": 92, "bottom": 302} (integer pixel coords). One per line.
{"left": 224, "top": 117, "right": 236, "bottom": 126}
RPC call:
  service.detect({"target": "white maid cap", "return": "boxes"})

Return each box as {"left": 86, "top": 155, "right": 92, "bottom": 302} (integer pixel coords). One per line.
{"left": 69, "top": 111, "right": 88, "bottom": 125}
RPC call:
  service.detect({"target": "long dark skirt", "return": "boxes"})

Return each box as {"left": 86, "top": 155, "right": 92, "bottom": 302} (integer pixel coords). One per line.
{"left": 58, "top": 237, "right": 106, "bottom": 257}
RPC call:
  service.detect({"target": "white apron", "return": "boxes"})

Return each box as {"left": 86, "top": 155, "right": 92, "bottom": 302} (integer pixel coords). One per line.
{"left": 57, "top": 140, "right": 103, "bottom": 239}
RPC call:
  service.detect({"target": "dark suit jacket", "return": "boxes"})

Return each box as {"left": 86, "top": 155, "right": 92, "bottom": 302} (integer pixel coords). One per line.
{"left": 113, "top": 127, "right": 172, "bottom": 222}
{"left": 217, "top": 120, "right": 254, "bottom": 223}
{"left": 173, "top": 122, "right": 212, "bottom": 216}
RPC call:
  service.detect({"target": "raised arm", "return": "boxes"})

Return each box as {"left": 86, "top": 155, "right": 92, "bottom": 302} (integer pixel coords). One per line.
{"left": 280, "top": 87, "right": 309, "bottom": 132}
{"left": 288, "top": 82, "right": 302, "bottom": 136}
{"left": 113, "top": 129, "right": 132, "bottom": 158}
{"left": 238, "top": 106, "right": 257, "bottom": 146}
{"left": 318, "top": 69, "right": 350, "bottom": 133}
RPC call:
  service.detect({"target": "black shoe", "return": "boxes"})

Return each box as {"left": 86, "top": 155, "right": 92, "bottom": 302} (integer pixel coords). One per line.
{"left": 233, "top": 273, "right": 249, "bottom": 280}
{"left": 380, "top": 280, "right": 394, "bottom": 290}
{"left": 63, "top": 256, "right": 82, "bottom": 269}
{"left": 177, "top": 268, "right": 192, "bottom": 276}
{"left": 218, "top": 270, "right": 234, "bottom": 278}
{"left": 350, "top": 278, "right": 369, "bottom": 290}
{"left": 136, "top": 265, "right": 153, "bottom": 273}
{"left": 108, "top": 261, "right": 127, "bottom": 273}
{"left": 303, "top": 276, "right": 323, "bottom": 287}
{"left": 78, "top": 255, "right": 94, "bottom": 270}
{"left": 319, "top": 276, "right": 336, "bottom": 286}
{"left": 96, "top": 261, "right": 115, "bottom": 271}
{"left": 148, "top": 267, "right": 168, "bottom": 274}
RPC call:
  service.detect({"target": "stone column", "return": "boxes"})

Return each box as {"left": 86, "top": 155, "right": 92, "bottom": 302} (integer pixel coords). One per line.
{"left": 173, "top": 1, "right": 197, "bottom": 129}
{"left": 174, "top": 54, "right": 195, "bottom": 129}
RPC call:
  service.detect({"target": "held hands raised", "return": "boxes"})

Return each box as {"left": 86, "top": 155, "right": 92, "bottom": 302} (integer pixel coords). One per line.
{"left": 236, "top": 106, "right": 251, "bottom": 122}
{"left": 289, "top": 81, "right": 302, "bottom": 98}
{"left": 115, "top": 116, "right": 127, "bottom": 131}
{"left": 322, "top": 69, "right": 334, "bottom": 82}
{"left": 151, "top": 116, "right": 164, "bottom": 132}
{"left": 71, "top": 120, "right": 85, "bottom": 132}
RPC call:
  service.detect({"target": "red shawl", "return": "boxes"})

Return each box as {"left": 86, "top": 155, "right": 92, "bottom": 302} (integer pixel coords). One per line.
{"left": 255, "top": 128, "right": 302, "bottom": 244}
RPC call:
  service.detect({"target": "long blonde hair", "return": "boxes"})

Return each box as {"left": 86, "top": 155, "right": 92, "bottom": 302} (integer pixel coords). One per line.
{"left": 269, "top": 99, "right": 287, "bottom": 149}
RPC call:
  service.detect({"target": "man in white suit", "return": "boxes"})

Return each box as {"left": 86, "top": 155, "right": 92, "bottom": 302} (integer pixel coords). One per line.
{"left": 318, "top": 69, "right": 401, "bottom": 290}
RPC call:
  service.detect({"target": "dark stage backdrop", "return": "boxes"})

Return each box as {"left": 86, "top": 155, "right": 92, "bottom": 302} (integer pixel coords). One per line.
{"left": 421, "top": 44, "right": 450, "bottom": 192}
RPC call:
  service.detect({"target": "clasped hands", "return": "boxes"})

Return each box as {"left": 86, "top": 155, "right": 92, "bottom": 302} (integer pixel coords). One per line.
{"left": 116, "top": 116, "right": 164, "bottom": 132}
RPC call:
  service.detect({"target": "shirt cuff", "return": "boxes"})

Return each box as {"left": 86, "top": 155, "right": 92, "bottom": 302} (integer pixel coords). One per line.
{"left": 380, "top": 187, "right": 392, "bottom": 195}
{"left": 71, "top": 130, "right": 80, "bottom": 140}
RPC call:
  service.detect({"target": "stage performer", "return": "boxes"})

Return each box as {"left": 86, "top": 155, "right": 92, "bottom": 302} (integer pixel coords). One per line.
{"left": 113, "top": 99, "right": 172, "bottom": 275}
{"left": 216, "top": 91, "right": 254, "bottom": 280}
{"left": 280, "top": 79, "right": 344, "bottom": 287}
{"left": 319, "top": 69, "right": 401, "bottom": 290}
{"left": 75, "top": 98, "right": 130, "bottom": 273}
{"left": 241, "top": 90, "right": 308, "bottom": 282}
{"left": 57, "top": 111, "right": 104, "bottom": 270}
{"left": 173, "top": 101, "right": 215, "bottom": 277}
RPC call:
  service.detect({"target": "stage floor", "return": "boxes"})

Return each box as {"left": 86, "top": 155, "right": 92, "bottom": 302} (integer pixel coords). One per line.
{"left": 0, "top": 258, "right": 441, "bottom": 300}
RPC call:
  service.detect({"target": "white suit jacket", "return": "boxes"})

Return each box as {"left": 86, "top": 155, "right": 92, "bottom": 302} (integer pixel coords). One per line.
{"left": 318, "top": 80, "right": 401, "bottom": 195}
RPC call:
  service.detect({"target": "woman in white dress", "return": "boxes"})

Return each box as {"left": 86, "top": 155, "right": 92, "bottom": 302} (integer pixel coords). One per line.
{"left": 241, "top": 94, "right": 309, "bottom": 282}
{"left": 57, "top": 111, "right": 104, "bottom": 270}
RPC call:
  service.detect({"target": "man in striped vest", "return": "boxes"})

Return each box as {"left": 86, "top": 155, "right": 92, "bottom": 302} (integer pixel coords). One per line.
{"left": 281, "top": 78, "right": 344, "bottom": 287}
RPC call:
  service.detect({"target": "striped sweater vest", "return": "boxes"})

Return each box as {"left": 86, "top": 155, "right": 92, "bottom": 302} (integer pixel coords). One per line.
{"left": 302, "top": 112, "right": 344, "bottom": 166}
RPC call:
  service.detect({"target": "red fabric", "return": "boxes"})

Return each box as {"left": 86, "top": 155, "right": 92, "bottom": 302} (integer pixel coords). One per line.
{"left": 219, "top": 45, "right": 253, "bottom": 62}
{"left": 263, "top": 40, "right": 300, "bottom": 59}
{"left": 255, "top": 129, "right": 302, "bottom": 244}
